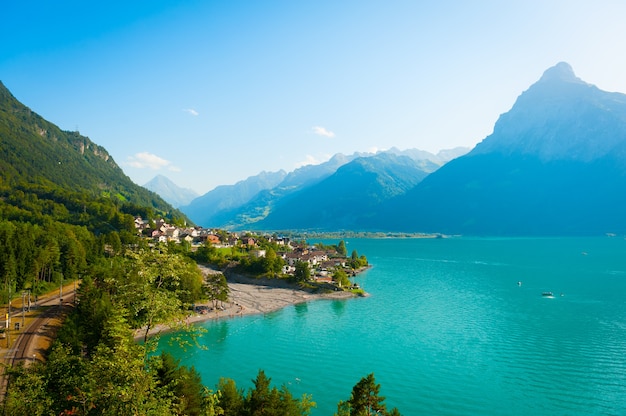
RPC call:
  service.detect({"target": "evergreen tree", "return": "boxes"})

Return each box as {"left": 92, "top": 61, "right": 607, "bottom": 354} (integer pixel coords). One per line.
{"left": 336, "top": 373, "right": 402, "bottom": 416}
{"left": 218, "top": 378, "right": 245, "bottom": 416}
{"left": 337, "top": 240, "right": 348, "bottom": 256}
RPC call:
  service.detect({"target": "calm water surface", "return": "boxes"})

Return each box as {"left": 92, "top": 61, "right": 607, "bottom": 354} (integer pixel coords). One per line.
{"left": 160, "top": 237, "right": 626, "bottom": 415}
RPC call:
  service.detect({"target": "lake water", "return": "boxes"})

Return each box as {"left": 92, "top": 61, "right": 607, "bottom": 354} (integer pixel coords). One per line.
{"left": 159, "top": 237, "right": 626, "bottom": 415}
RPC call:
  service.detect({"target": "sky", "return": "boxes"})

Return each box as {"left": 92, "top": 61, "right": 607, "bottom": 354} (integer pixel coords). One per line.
{"left": 2, "top": 1, "right": 626, "bottom": 194}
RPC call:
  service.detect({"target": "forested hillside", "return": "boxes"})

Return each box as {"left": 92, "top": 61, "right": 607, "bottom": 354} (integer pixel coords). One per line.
{"left": 0, "top": 81, "right": 180, "bottom": 215}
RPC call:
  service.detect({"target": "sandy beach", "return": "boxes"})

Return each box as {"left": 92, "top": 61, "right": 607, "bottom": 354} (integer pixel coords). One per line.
{"left": 190, "top": 265, "right": 357, "bottom": 320}
{"left": 136, "top": 265, "right": 359, "bottom": 339}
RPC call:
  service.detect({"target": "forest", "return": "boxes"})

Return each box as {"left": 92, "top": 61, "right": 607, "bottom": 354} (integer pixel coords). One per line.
{"left": 0, "top": 185, "right": 400, "bottom": 415}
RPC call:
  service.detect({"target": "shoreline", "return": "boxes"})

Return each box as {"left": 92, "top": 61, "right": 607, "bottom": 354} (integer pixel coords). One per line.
{"left": 135, "top": 265, "right": 363, "bottom": 340}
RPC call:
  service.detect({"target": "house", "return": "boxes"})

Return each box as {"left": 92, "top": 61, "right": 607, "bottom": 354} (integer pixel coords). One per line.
{"left": 164, "top": 227, "right": 180, "bottom": 238}
{"left": 207, "top": 234, "right": 220, "bottom": 245}
{"left": 250, "top": 249, "right": 266, "bottom": 258}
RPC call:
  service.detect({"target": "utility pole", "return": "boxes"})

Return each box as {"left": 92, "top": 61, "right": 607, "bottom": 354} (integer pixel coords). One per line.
{"left": 6, "top": 284, "right": 10, "bottom": 348}
{"left": 21, "top": 291, "right": 25, "bottom": 329}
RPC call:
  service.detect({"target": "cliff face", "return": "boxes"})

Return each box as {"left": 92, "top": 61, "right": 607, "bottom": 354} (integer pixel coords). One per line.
{"left": 375, "top": 62, "right": 626, "bottom": 235}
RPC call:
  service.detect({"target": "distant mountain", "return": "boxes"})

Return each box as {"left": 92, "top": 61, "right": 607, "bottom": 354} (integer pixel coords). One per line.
{"left": 384, "top": 146, "right": 470, "bottom": 170}
{"left": 250, "top": 152, "right": 431, "bottom": 231}
{"left": 182, "top": 170, "right": 287, "bottom": 226}
{"left": 181, "top": 149, "right": 458, "bottom": 230}
{"left": 376, "top": 62, "right": 626, "bottom": 235}
{"left": 0, "top": 81, "right": 180, "bottom": 221}
{"left": 201, "top": 153, "right": 363, "bottom": 229}
{"left": 143, "top": 175, "right": 198, "bottom": 208}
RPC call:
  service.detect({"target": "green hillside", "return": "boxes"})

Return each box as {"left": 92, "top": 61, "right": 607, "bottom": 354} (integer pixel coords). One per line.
{"left": 0, "top": 81, "right": 181, "bottom": 220}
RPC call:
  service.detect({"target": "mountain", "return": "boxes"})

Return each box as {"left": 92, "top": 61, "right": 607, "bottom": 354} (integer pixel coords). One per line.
{"left": 143, "top": 175, "right": 198, "bottom": 208}
{"left": 251, "top": 152, "right": 431, "bottom": 231}
{"left": 0, "top": 81, "right": 182, "bottom": 225}
{"left": 182, "top": 170, "right": 287, "bottom": 226}
{"left": 376, "top": 62, "right": 626, "bottom": 235}
{"left": 198, "top": 153, "right": 364, "bottom": 228}
{"left": 181, "top": 149, "right": 457, "bottom": 230}
{"left": 384, "top": 146, "right": 470, "bottom": 170}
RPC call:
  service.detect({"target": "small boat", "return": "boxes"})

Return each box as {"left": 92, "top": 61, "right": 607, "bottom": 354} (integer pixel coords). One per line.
{"left": 542, "top": 292, "right": 554, "bottom": 297}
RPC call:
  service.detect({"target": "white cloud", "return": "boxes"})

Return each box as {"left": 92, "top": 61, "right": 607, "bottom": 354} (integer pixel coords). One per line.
{"left": 126, "top": 152, "right": 180, "bottom": 171}
{"left": 183, "top": 108, "right": 199, "bottom": 116}
{"left": 312, "top": 126, "right": 335, "bottom": 138}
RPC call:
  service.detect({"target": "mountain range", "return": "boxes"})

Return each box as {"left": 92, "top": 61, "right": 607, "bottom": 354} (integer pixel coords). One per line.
{"left": 4, "top": 61, "right": 626, "bottom": 236}
{"left": 175, "top": 62, "right": 626, "bottom": 235}
{"left": 179, "top": 148, "right": 466, "bottom": 229}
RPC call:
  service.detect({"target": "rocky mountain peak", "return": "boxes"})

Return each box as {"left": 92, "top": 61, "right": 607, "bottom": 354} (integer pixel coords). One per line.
{"left": 537, "top": 61, "right": 586, "bottom": 85}
{"left": 471, "top": 62, "right": 626, "bottom": 161}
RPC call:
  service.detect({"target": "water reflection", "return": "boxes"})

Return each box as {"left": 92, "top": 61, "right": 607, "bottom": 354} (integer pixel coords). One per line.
{"left": 331, "top": 300, "right": 346, "bottom": 317}
{"left": 203, "top": 320, "right": 230, "bottom": 352}
{"left": 294, "top": 302, "right": 308, "bottom": 316}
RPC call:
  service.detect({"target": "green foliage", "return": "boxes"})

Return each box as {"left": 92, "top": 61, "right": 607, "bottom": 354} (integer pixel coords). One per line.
{"left": 237, "top": 248, "right": 285, "bottom": 277}
{"left": 193, "top": 242, "right": 230, "bottom": 269}
{"left": 215, "top": 370, "right": 315, "bottom": 416}
{"left": 294, "top": 261, "right": 311, "bottom": 283}
{"left": 0, "top": 81, "right": 182, "bottom": 218}
{"left": 153, "top": 352, "right": 207, "bottom": 416}
{"left": 218, "top": 377, "right": 245, "bottom": 415}
{"left": 337, "top": 240, "right": 348, "bottom": 256}
{"left": 350, "top": 250, "right": 368, "bottom": 269}
{"left": 335, "top": 373, "right": 402, "bottom": 416}
{"left": 2, "top": 363, "right": 54, "bottom": 415}
{"left": 333, "top": 269, "right": 351, "bottom": 288}
{"left": 205, "top": 272, "right": 229, "bottom": 308}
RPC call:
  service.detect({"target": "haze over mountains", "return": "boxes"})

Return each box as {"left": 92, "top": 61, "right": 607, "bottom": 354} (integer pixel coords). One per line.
{"left": 143, "top": 175, "right": 198, "bottom": 208}
{"left": 174, "top": 148, "right": 467, "bottom": 229}
{"left": 170, "top": 62, "right": 626, "bottom": 235}
{"left": 4, "top": 61, "right": 626, "bottom": 236}
{"left": 374, "top": 62, "right": 626, "bottom": 235}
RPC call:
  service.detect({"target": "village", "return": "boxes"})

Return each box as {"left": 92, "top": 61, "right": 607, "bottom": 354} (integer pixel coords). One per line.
{"left": 133, "top": 217, "right": 367, "bottom": 286}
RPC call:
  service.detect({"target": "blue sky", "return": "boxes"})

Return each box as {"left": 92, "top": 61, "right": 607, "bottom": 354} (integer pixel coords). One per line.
{"left": 2, "top": 1, "right": 626, "bottom": 194}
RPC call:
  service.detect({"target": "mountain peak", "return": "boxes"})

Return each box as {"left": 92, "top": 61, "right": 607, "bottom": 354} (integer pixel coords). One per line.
{"left": 143, "top": 175, "right": 199, "bottom": 208}
{"left": 471, "top": 61, "right": 626, "bottom": 161}
{"left": 538, "top": 62, "right": 585, "bottom": 85}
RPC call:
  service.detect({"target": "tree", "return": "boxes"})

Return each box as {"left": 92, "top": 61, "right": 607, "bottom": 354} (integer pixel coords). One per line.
{"left": 153, "top": 352, "right": 206, "bottom": 416}
{"left": 262, "top": 248, "right": 284, "bottom": 277}
{"left": 293, "top": 261, "right": 311, "bottom": 283}
{"left": 333, "top": 269, "right": 351, "bottom": 288}
{"left": 2, "top": 363, "right": 54, "bottom": 415}
{"left": 350, "top": 250, "right": 368, "bottom": 269}
{"left": 218, "top": 378, "right": 244, "bottom": 416}
{"left": 243, "top": 370, "right": 316, "bottom": 416}
{"left": 246, "top": 369, "right": 272, "bottom": 415}
{"left": 337, "top": 240, "right": 347, "bottom": 256}
{"left": 118, "top": 249, "right": 187, "bottom": 343}
{"left": 206, "top": 272, "right": 229, "bottom": 309}
{"left": 345, "top": 373, "right": 389, "bottom": 416}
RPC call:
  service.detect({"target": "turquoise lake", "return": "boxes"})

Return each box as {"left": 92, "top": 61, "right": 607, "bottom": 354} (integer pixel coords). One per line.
{"left": 159, "top": 237, "right": 626, "bottom": 415}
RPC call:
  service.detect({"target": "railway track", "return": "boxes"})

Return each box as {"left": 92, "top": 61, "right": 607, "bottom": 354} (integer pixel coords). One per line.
{"left": 0, "top": 289, "right": 75, "bottom": 402}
